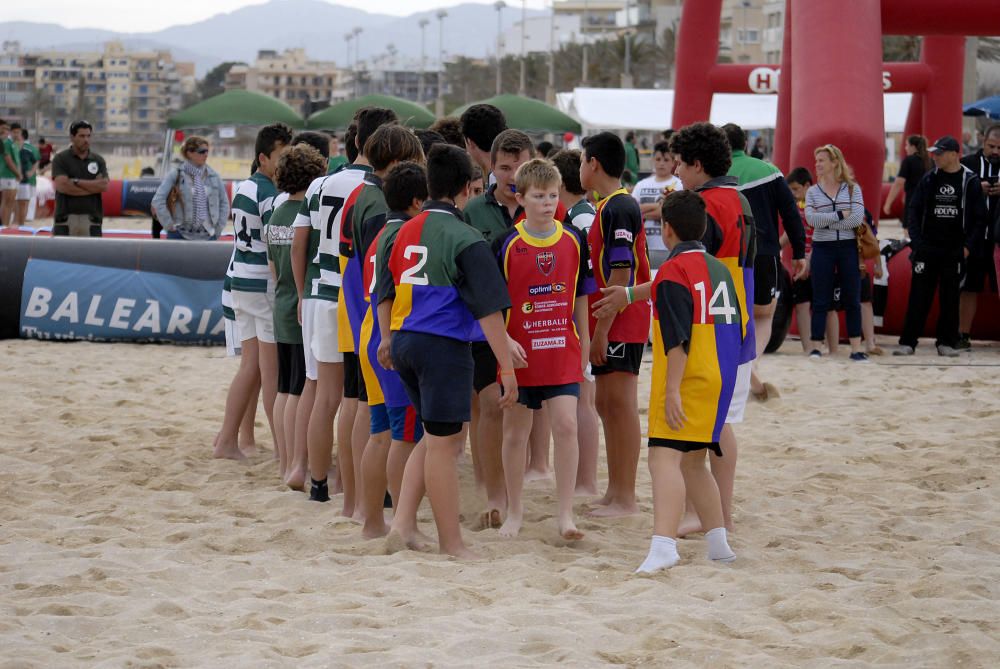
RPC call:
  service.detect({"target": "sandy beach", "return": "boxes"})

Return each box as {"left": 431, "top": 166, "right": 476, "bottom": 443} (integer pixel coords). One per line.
{"left": 1, "top": 336, "right": 998, "bottom": 667}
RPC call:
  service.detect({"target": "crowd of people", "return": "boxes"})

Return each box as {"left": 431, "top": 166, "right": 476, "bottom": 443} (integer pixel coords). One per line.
{"left": 0, "top": 119, "right": 52, "bottom": 229}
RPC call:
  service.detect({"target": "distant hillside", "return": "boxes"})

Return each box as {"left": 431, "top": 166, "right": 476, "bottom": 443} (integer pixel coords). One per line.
{"left": 0, "top": 0, "right": 547, "bottom": 75}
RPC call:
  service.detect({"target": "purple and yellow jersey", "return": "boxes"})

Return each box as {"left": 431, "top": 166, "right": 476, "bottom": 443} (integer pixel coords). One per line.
{"left": 340, "top": 174, "right": 389, "bottom": 353}
{"left": 387, "top": 202, "right": 510, "bottom": 342}
{"left": 360, "top": 216, "right": 411, "bottom": 408}
{"left": 648, "top": 242, "right": 743, "bottom": 450}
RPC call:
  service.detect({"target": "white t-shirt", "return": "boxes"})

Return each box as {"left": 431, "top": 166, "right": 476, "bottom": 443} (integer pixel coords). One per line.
{"left": 632, "top": 174, "right": 682, "bottom": 252}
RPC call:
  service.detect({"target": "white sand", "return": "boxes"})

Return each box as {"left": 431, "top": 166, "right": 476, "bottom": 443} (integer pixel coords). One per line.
{"left": 1, "top": 337, "right": 998, "bottom": 667}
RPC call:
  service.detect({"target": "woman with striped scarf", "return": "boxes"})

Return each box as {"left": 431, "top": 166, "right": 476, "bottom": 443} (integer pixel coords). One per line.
{"left": 152, "top": 135, "right": 229, "bottom": 240}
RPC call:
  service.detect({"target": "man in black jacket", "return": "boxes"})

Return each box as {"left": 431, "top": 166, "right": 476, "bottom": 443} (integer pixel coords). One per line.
{"left": 956, "top": 124, "right": 1000, "bottom": 348}
{"left": 895, "top": 136, "right": 988, "bottom": 357}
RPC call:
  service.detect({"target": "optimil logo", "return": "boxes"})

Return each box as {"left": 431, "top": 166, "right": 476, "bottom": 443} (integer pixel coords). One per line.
{"left": 536, "top": 250, "right": 555, "bottom": 276}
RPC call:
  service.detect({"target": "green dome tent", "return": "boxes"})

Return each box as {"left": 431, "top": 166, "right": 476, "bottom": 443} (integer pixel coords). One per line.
{"left": 307, "top": 94, "right": 436, "bottom": 130}
{"left": 450, "top": 94, "right": 581, "bottom": 134}
{"left": 167, "top": 89, "right": 306, "bottom": 129}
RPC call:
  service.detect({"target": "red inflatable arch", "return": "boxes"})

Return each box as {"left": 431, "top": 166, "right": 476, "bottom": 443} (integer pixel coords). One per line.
{"left": 672, "top": 0, "right": 1000, "bottom": 341}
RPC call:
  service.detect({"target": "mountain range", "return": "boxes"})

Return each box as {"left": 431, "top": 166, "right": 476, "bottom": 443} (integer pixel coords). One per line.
{"left": 0, "top": 0, "right": 549, "bottom": 76}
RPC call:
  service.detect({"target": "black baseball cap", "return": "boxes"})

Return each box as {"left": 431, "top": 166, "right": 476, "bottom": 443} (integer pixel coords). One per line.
{"left": 928, "top": 135, "right": 960, "bottom": 153}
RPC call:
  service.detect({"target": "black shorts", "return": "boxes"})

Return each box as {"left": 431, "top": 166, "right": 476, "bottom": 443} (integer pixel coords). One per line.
{"left": 276, "top": 342, "right": 306, "bottom": 396}
{"left": 392, "top": 331, "right": 473, "bottom": 431}
{"left": 592, "top": 341, "right": 644, "bottom": 376}
{"left": 471, "top": 340, "right": 498, "bottom": 394}
{"left": 791, "top": 277, "right": 812, "bottom": 305}
{"left": 648, "top": 437, "right": 722, "bottom": 458}
{"left": 517, "top": 382, "right": 580, "bottom": 410}
{"left": 754, "top": 254, "right": 780, "bottom": 305}
{"left": 961, "top": 241, "right": 997, "bottom": 293}
{"left": 343, "top": 351, "right": 366, "bottom": 400}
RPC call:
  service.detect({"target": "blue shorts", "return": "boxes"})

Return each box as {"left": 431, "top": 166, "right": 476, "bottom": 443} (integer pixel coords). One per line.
{"left": 517, "top": 382, "right": 580, "bottom": 410}
{"left": 370, "top": 403, "right": 424, "bottom": 442}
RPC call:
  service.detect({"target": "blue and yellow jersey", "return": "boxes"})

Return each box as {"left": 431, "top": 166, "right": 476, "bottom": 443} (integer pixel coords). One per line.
{"left": 386, "top": 202, "right": 510, "bottom": 342}
{"left": 648, "top": 242, "right": 743, "bottom": 451}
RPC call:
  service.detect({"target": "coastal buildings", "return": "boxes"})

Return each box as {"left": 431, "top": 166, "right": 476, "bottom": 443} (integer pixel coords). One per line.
{"left": 223, "top": 49, "right": 348, "bottom": 116}
{"left": 0, "top": 40, "right": 195, "bottom": 142}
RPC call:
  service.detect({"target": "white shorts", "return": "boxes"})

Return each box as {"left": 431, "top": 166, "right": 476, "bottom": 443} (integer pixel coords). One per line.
{"left": 0, "top": 178, "right": 17, "bottom": 191}
{"left": 224, "top": 318, "right": 242, "bottom": 357}
{"left": 304, "top": 299, "right": 343, "bottom": 372}
{"left": 16, "top": 184, "right": 34, "bottom": 201}
{"left": 232, "top": 291, "right": 275, "bottom": 344}
{"left": 301, "top": 299, "right": 319, "bottom": 380}
{"left": 725, "top": 361, "right": 752, "bottom": 424}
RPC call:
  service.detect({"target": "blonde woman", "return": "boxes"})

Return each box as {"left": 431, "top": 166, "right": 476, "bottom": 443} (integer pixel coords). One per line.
{"left": 805, "top": 144, "right": 868, "bottom": 361}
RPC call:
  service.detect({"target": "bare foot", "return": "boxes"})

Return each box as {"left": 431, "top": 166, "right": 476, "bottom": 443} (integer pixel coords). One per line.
{"left": 441, "top": 544, "right": 481, "bottom": 560}
{"left": 284, "top": 466, "right": 307, "bottom": 491}
{"left": 239, "top": 444, "right": 259, "bottom": 458}
{"left": 362, "top": 521, "right": 389, "bottom": 540}
{"left": 591, "top": 491, "right": 613, "bottom": 507}
{"left": 213, "top": 438, "right": 247, "bottom": 461}
{"left": 677, "top": 513, "right": 703, "bottom": 538}
{"left": 478, "top": 508, "right": 502, "bottom": 530}
{"left": 498, "top": 513, "right": 522, "bottom": 538}
{"left": 330, "top": 472, "right": 344, "bottom": 496}
{"left": 524, "top": 468, "right": 552, "bottom": 482}
{"left": 385, "top": 527, "right": 432, "bottom": 553}
{"left": 558, "top": 519, "right": 584, "bottom": 541}
{"left": 587, "top": 502, "right": 639, "bottom": 518}
{"left": 339, "top": 505, "right": 355, "bottom": 518}
{"left": 574, "top": 484, "right": 599, "bottom": 497}
{"left": 752, "top": 382, "right": 780, "bottom": 402}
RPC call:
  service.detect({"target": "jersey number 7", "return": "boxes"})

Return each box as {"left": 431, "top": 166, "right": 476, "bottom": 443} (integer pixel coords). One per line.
{"left": 322, "top": 195, "right": 345, "bottom": 241}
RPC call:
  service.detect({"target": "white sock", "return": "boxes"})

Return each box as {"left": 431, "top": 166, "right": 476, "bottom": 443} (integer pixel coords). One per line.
{"left": 705, "top": 527, "right": 736, "bottom": 563}
{"left": 635, "top": 535, "right": 680, "bottom": 573}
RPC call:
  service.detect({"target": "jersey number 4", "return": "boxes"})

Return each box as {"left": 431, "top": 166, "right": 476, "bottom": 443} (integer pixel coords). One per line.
{"left": 693, "top": 281, "right": 737, "bottom": 324}
{"left": 400, "top": 245, "right": 429, "bottom": 286}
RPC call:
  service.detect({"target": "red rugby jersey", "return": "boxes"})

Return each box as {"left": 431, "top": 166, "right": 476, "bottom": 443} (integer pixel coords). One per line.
{"left": 496, "top": 221, "right": 596, "bottom": 387}
{"left": 587, "top": 188, "right": 651, "bottom": 343}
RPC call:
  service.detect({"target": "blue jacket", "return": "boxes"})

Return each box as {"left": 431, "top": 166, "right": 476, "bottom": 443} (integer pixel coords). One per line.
{"left": 152, "top": 163, "right": 230, "bottom": 240}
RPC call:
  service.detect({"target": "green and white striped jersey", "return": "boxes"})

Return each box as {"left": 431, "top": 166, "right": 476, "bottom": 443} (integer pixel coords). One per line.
{"left": 292, "top": 164, "right": 371, "bottom": 302}
{"left": 228, "top": 172, "right": 278, "bottom": 294}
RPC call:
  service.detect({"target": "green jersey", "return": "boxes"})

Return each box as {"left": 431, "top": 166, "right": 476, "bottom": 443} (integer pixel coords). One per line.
{"left": 266, "top": 199, "right": 303, "bottom": 344}
{"left": 0, "top": 137, "right": 20, "bottom": 179}
{"left": 228, "top": 172, "right": 277, "bottom": 294}
{"left": 327, "top": 155, "right": 348, "bottom": 174}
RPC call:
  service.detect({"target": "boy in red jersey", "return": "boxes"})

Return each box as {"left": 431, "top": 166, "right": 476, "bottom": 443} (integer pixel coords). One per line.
{"left": 379, "top": 145, "right": 517, "bottom": 558}
{"left": 493, "top": 159, "right": 595, "bottom": 539}
{"left": 636, "top": 190, "right": 739, "bottom": 572}
{"left": 580, "top": 131, "right": 651, "bottom": 518}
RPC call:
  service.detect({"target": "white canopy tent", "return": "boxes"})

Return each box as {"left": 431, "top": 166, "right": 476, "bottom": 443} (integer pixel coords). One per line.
{"left": 559, "top": 87, "right": 913, "bottom": 134}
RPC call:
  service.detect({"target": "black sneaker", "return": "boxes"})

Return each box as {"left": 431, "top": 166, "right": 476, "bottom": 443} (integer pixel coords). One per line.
{"left": 955, "top": 334, "right": 971, "bottom": 350}
{"left": 808, "top": 349, "right": 822, "bottom": 359}
{"left": 849, "top": 352, "right": 870, "bottom": 363}
{"left": 309, "top": 479, "right": 330, "bottom": 502}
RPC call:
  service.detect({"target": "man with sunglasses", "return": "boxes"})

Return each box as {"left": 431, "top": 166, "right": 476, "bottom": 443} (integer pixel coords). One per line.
{"left": 51, "top": 120, "right": 108, "bottom": 237}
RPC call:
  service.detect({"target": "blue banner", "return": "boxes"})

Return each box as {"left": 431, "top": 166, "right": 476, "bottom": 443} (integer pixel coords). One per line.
{"left": 19, "top": 259, "right": 225, "bottom": 344}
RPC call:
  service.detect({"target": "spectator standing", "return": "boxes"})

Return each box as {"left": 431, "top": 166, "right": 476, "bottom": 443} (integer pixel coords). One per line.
{"left": 632, "top": 140, "right": 682, "bottom": 268}
{"left": 14, "top": 126, "right": 39, "bottom": 227}
{"left": 50, "top": 120, "right": 108, "bottom": 237}
{"left": 623, "top": 131, "right": 640, "bottom": 187}
{"left": 37, "top": 136, "right": 53, "bottom": 172}
{"left": 883, "top": 135, "right": 931, "bottom": 224}
{"left": 805, "top": 144, "right": 868, "bottom": 361}
{"left": 151, "top": 136, "right": 230, "bottom": 240}
{"left": 956, "top": 124, "right": 1000, "bottom": 348}
{"left": 723, "top": 123, "right": 807, "bottom": 391}
{"left": 895, "top": 136, "right": 987, "bottom": 357}
{"left": 0, "top": 119, "right": 21, "bottom": 227}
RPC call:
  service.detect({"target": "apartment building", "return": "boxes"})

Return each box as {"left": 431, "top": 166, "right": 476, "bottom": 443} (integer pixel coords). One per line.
{"left": 0, "top": 40, "right": 193, "bottom": 141}
{"left": 224, "top": 49, "right": 346, "bottom": 116}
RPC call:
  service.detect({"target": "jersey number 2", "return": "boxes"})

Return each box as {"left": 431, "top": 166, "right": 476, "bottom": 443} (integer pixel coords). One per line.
{"left": 693, "top": 281, "right": 737, "bottom": 324}
{"left": 400, "top": 245, "right": 429, "bottom": 286}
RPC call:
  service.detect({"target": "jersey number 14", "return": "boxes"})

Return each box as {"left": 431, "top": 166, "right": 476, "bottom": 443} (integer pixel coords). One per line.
{"left": 693, "top": 280, "right": 737, "bottom": 324}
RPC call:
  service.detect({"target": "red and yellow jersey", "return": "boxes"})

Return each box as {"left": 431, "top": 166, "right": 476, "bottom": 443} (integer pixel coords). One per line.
{"left": 587, "top": 188, "right": 651, "bottom": 343}
{"left": 336, "top": 181, "right": 367, "bottom": 352}
{"left": 495, "top": 221, "right": 596, "bottom": 387}
{"left": 698, "top": 182, "right": 757, "bottom": 364}
{"left": 648, "top": 242, "right": 744, "bottom": 447}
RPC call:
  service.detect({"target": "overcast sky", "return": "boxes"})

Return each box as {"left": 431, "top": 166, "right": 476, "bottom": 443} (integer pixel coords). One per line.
{"left": 4, "top": 0, "right": 550, "bottom": 33}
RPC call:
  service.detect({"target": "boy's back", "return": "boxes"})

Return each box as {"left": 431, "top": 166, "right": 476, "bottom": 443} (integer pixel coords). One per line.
{"left": 229, "top": 172, "right": 277, "bottom": 293}
{"left": 341, "top": 174, "right": 389, "bottom": 350}
{"left": 648, "top": 243, "right": 743, "bottom": 450}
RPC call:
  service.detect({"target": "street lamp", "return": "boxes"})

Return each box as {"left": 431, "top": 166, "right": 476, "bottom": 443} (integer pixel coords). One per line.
{"left": 418, "top": 18, "right": 429, "bottom": 104}
{"left": 622, "top": 0, "right": 632, "bottom": 88}
{"left": 494, "top": 1, "right": 506, "bottom": 96}
{"left": 436, "top": 9, "right": 447, "bottom": 116}
{"left": 352, "top": 26, "right": 363, "bottom": 97}
{"left": 518, "top": 0, "right": 526, "bottom": 95}
{"left": 582, "top": 0, "right": 589, "bottom": 85}
{"left": 547, "top": 0, "right": 556, "bottom": 104}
